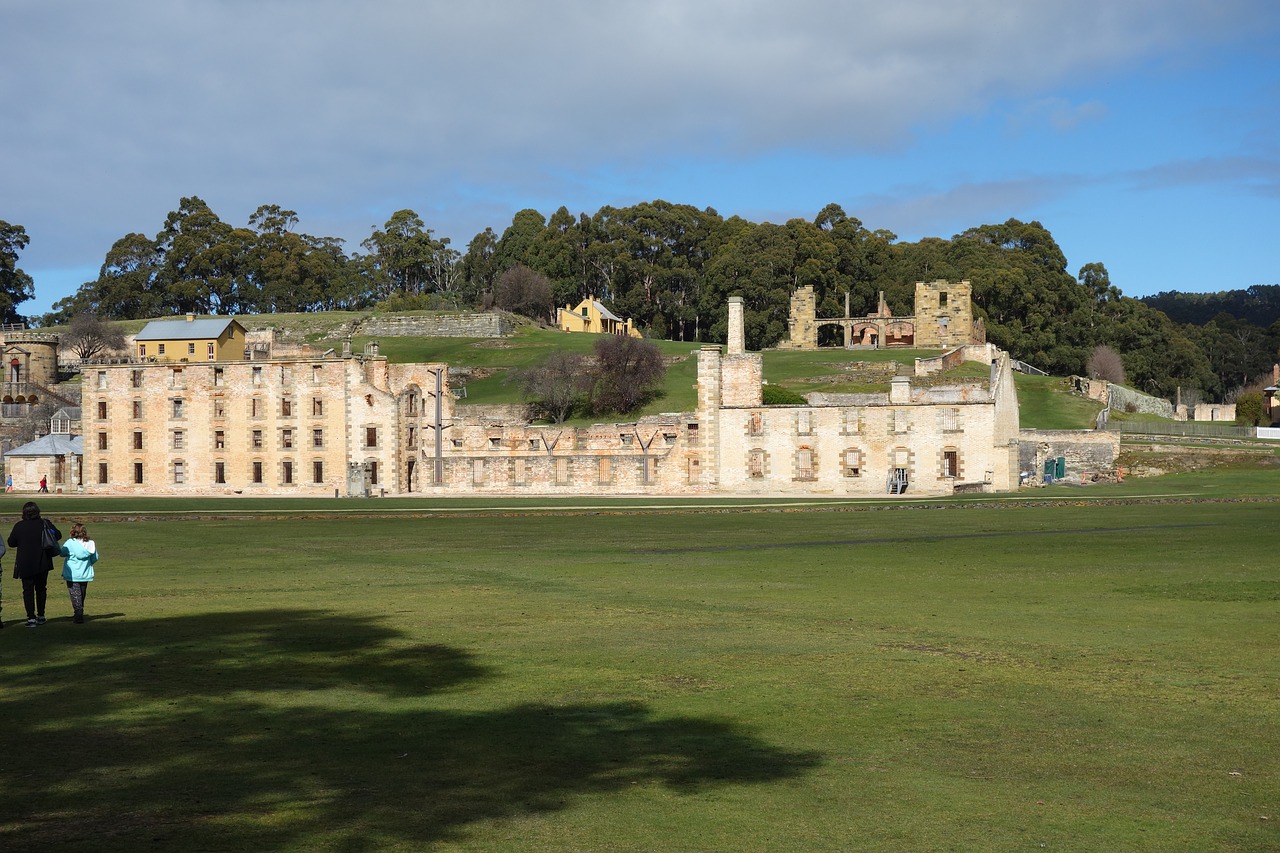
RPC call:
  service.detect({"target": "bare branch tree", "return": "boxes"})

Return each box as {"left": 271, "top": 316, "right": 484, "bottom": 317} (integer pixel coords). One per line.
{"left": 1086, "top": 345, "right": 1126, "bottom": 386}
{"left": 64, "top": 313, "right": 127, "bottom": 362}
{"left": 513, "top": 351, "right": 590, "bottom": 424}
{"left": 588, "top": 335, "right": 666, "bottom": 415}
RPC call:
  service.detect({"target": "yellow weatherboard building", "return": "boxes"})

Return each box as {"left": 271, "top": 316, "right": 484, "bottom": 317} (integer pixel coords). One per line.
{"left": 558, "top": 296, "right": 642, "bottom": 337}
{"left": 135, "top": 315, "right": 248, "bottom": 362}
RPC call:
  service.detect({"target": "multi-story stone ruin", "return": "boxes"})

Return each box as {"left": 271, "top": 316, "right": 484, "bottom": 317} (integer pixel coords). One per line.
{"left": 76, "top": 295, "right": 1022, "bottom": 496}
{"left": 779, "top": 280, "right": 985, "bottom": 350}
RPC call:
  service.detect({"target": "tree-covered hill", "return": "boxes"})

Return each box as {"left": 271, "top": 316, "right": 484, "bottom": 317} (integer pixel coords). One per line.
{"left": 1141, "top": 285, "right": 1280, "bottom": 327}
{"left": 9, "top": 199, "right": 1277, "bottom": 403}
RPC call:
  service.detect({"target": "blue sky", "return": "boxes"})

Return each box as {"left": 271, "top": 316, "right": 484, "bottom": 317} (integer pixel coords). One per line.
{"left": 3, "top": 1, "right": 1278, "bottom": 319}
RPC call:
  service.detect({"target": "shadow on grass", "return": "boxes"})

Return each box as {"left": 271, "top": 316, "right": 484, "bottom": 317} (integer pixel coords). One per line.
{"left": 0, "top": 609, "right": 820, "bottom": 850}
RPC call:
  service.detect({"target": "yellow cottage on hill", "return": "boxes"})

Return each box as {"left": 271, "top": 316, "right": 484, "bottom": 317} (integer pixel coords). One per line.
{"left": 557, "top": 296, "right": 642, "bottom": 338}
{"left": 135, "top": 315, "right": 248, "bottom": 362}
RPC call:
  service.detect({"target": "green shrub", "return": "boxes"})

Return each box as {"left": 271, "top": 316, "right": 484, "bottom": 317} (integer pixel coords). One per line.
{"left": 761, "top": 384, "right": 808, "bottom": 405}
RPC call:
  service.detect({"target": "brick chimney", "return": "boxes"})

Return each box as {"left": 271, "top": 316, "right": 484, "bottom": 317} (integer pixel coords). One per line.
{"left": 727, "top": 296, "right": 745, "bottom": 355}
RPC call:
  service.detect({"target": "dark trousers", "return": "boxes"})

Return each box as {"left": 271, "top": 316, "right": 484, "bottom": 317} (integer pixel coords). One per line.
{"left": 67, "top": 580, "right": 88, "bottom": 614}
{"left": 21, "top": 571, "right": 49, "bottom": 619}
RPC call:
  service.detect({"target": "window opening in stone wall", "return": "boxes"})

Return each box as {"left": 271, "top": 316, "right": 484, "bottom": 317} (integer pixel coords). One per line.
{"left": 893, "top": 409, "right": 908, "bottom": 433}
{"left": 133, "top": 431, "right": 143, "bottom": 450}
{"left": 598, "top": 457, "right": 612, "bottom": 485}
{"left": 172, "top": 398, "right": 184, "bottom": 418}
{"left": 214, "top": 430, "right": 225, "bottom": 449}
{"left": 98, "top": 401, "right": 107, "bottom": 419}
{"left": 366, "top": 426, "right": 378, "bottom": 448}
{"left": 312, "top": 398, "right": 323, "bottom": 416}
{"left": 213, "top": 399, "right": 225, "bottom": 419}
{"left": 687, "top": 456, "right": 700, "bottom": 483}
{"left": 313, "top": 460, "right": 324, "bottom": 483}
{"left": 283, "top": 460, "right": 294, "bottom": 485}
{"left": 797, "top": 410, "right": 812, "bottom": 435}
{"left": 132, "top": 400, "right": 142, "bottom": 419}
{"left": 282, "top": 428, "right": 294, "bottom": 449}
{"left": 215, "top": 461, "right": 225, "bottom": 484}
{"left": 252, "top": 366, "right": 262, "bottom": 385}
{"left": 942, "top": 450, "right": 958, "bottom": 478}
{"left": 97, "top": 371, "right": 106, "bottom": 389}
{"left": 843, "top": 449, "right": 861, "bottom": 477}
{"left": 251, "top": 398, "right": 262, "bottom": 418}
{"left": 253, "top": 461, "right": 263, "bottom": 483}
{"left": 98, "top": 432, "right": 107, "bottom": 450}
{"left": 281, "top": 398, "right": 293, "bottom": 417}
{"left": 313, "top": 428, "right": 324, "bottom": 448}
{"left": 133, "top": 462, "right": 143, "bottom": 484}
{"left": 281, "top": 365, "right": 292, "bottom": 385}
{"left": 844, "top": 408, "right": 862, "bottom": 434}
{"left": 312, "top": 365, "right": 322, "bottom": 384}
{"left": 213, "top": 367, "right": 224, "bottom": 387}
{"left": 529, "top": 439, "right": 539, "bottom": 451}
{"left": 749, "top": 449, "right": 765, "bottom": 479}
{"left": 369, "top": 460, "right": 379, "bottom": 486}
{"left": 748, "top": 411, "right": 762, "bottom": 435}
{"left": 173, "top": 461, "right": 185, "bottom": 484}
{"left": 408, "top": 426, "right": 416, "bottom": 448}
{"left": 131, "top": 370, "right": 142, "bottom": 388}
{"left": 687, "top": 422, "right": 699, "bottom": 443}
{"left": 488, "top": 437, "right": 501, "bottom": 449}
{"left": 172, "top": 430, "right": 184, "bottom": 450}
{"left": 252, "top": 430, "right": 263, "bottom": 449}
{"left": 472, "top": 459, "right": 485, "bottom": 485}
{"left": 796, "top": 447, "right": 814, "bottom": 480}
{"left": 98, "top": 463, "right": 108, "bottom": 484}
{"left": 170, "top": 367, "right": 182, "bottom": 386}
{"left": 555, "top": 457, "right": 569, "bottom": 485}
{"left": 939, "top": 291, "right": 948, "bottom": 308}
{"left": 942, "top": 408, "right": 959, "bottom": 431}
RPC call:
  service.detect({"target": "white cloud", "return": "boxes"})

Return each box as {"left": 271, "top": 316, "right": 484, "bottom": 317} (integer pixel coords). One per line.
{"left": 0, "top": 0, "right": 1274, "bottom": 297}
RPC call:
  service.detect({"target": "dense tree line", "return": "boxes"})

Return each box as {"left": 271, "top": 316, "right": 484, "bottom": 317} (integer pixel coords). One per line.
{"left": 7, "top": 198, "right": 1278, "bottom": 402}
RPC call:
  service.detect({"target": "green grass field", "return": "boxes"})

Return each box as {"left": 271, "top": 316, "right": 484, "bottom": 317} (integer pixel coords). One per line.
{"left": 1, "top": 475, "right": 1276, "bottom": 851}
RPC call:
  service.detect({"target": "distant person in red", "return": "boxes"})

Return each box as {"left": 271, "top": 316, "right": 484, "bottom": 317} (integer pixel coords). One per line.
{"left": 38, "top": 476, "right": 48, "bottom": 493}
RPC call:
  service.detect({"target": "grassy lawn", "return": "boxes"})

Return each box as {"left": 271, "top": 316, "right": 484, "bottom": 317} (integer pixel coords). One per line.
{"left": 1014, "top": 373, "right": 1105, "bottom": 429}
{"left": 1, "top": 478, "right": 1277, "bottom": 851}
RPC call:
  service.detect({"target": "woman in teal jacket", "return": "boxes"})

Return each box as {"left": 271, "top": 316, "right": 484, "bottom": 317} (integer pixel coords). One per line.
{"left": 60, "top": 522, "right": 98, "bottom": 624}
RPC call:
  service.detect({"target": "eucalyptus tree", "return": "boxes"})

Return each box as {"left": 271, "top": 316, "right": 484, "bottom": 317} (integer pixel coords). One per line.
{"left": 0, "top": 220, "right": 35, "bottom": 323}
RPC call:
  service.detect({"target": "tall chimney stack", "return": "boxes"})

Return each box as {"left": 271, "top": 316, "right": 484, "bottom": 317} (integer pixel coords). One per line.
{"left": 727, "top": 296, "right": 745, "bottom": 356}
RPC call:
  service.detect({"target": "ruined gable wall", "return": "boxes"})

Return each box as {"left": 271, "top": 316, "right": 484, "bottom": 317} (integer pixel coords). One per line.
{"left": 913, "top": 280, "right": 976, "bottom": 348}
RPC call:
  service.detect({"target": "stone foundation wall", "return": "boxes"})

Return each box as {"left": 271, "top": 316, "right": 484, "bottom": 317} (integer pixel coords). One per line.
{"left": 1018, "top": 429, "right": 1120, "bottom": 481}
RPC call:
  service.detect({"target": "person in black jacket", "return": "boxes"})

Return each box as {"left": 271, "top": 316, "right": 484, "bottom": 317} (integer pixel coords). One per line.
{"left": 8, "top": 501, "right": 60, "bottom": 628}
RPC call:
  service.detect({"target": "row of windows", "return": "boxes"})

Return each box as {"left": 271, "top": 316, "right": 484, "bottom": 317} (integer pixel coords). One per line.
{"left": 134, "top": 342, "right": 217, "bottom": 361}
{"left": 745, "top": 408, "right": 964, "bottom": 436}
{"left": 99, "top": 364, "right": 333, "bottom": 389}
{"left": 469, "top": 456, "right": 660, "bottom": 486}
{"left": 746, "top": 447, "right": 961, "bottom": 480}
{"left": 95, "top": 425, "right": 407, "bottom": 453}
{"left": 98, "top": 396, "right": 331, "bottom": 421}
{"left": 100, "top": 427, "right": 333, "bottom": 452}
{"left": 100, "top": 459, "right": 339, "bottom": 486}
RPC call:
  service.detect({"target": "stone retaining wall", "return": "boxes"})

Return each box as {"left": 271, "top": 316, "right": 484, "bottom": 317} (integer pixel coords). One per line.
{"left": 357, "top": 313, "right": 514, "bottom": 338}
